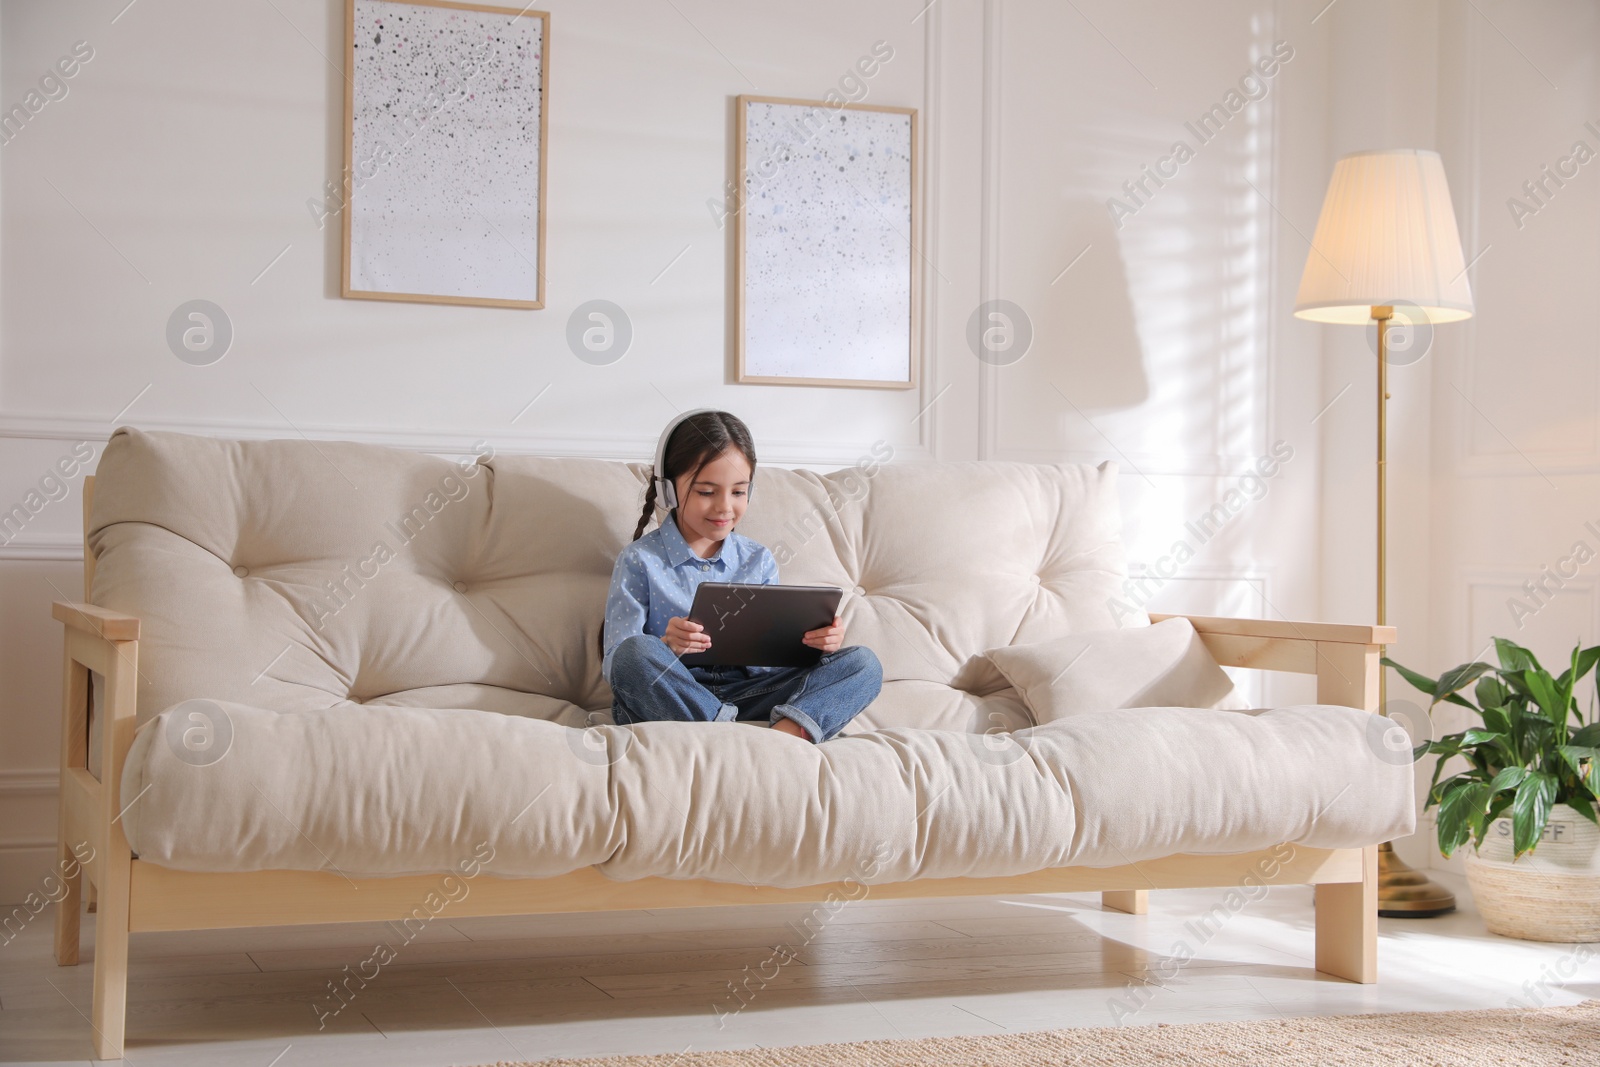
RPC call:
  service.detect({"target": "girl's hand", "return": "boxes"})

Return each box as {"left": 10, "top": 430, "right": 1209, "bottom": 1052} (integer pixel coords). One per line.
{"left": 663, "top": 616, "right": 711, "bottom": 656}
{"left": 803, "top": 615, "right": 845, "bottom": 654}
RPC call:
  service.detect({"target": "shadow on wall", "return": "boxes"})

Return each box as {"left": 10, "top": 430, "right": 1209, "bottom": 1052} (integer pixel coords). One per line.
{"left": 1048, "top": 197, "right": 1147, "bottom": 410}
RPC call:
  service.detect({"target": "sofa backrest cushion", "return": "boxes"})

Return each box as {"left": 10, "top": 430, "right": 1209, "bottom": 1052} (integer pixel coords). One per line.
{"left": 88, "top": 428, "right": 1137, "bottom": 725}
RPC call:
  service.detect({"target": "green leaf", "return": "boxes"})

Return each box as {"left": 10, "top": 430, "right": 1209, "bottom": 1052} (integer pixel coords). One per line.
{"left": 1438, "top": 780, "right": 1492, "bottom": 858}
{"left": 1572, "top": 722, "right": 1600, "bottom": 748}
{"left": 1502, "top": 671, "right": 1533, "bottom": 700}
{"left": 1558, "top": 745, "right": 1600, "bottom": 793}
{"left": 1566, "top": 794, "right": 1600, "bottom": 827}
{"left": 1482, "top": 703, "right": 1518, "bottom": 761}
{"left": 1382, "top": 656, "right": 1439, "bottom": 698}
{"left": 1556, "top": 645, "right": 1600, "bottom": 691}
{"left": 1556, "top": 646, "right": 1582, "bottom": 732}
{"left": 1512, "top": 711, "right": 1556, "bottom": 762}
{"left": 1423, "top": 753, "right": 1459, "bottom": 808}
{"left": 1429, "top": 770, "right": 1482, "bottom": 807}
{"left": 1476, "top": 676, "right": 1510, "bottom": 714}
{"left": 1487, "top": 766, "right": 1529, "bottom": 795}
{"left": 1466, "top": 782, "right": 1499, "bottom": 841}
{"left": 1418, "top": 738, "right": 1463, "bottom": 763}
{"left": 1511, "top": 772, "right": 1558, "bottom": 858}
{"left": 1433, "top": 723, "right": 1517, "bottom": 769}
{"left": 1522, "top": 668, "right": 1568, "bottom": 731}
{"left": 1436, "top": 662, "right": 1494, "bottom": 703}
{"left": 1482, "top": 703, "right": 1514, "bottom": 733}
{"left": 1495, "top": 638, "right": 1543, "bottom": 673}
{"left": 1460, "top": 728, "right": 1507, "bottom": 746}
{"left": 1473, "top": 792, "right": 1517, "bottom": 851}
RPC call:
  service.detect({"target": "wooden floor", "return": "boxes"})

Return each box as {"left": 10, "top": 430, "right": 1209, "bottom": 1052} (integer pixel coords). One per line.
{"left": 1, "top": 871, "right": 1594, "bottom": 1065}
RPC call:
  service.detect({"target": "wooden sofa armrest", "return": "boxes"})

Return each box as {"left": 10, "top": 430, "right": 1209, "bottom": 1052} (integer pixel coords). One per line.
{"left": 1150, "top": 613, "right": 1395, "bottom": 646}
{"left": 1149, "top": 612, "right": 1389, "bottom": 713}
{"left": 52, "top": 595, "right": 140, "bottom": 1049}
{"left": 52, "top": 601, "right": 141, "bottom": 641}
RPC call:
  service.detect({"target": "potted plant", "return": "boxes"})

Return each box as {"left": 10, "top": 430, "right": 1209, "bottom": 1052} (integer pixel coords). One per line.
{"left": 1385, "top": 637, "right": 1600, "bottom": 941}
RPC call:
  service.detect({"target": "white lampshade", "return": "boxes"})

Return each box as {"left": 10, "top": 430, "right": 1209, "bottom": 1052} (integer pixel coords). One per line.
{"left": 1293, "top": 148, "right": 1474, "bottom": 325}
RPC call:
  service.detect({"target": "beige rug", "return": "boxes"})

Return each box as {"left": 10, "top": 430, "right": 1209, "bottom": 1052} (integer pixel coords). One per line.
{"left": 478, "top": 1000, "right": 1600, "bottom": 1066}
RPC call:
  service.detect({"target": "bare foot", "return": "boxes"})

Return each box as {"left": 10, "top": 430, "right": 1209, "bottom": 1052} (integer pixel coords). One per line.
{"left": 772, "top": 717, "right": 812, "bottom": 741}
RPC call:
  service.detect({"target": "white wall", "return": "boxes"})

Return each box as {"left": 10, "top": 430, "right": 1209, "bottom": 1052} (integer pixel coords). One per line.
{"left": 1311, "top": 0, "right": 1600, "bottom": 876}
{"left": 1416, "top": 1, "right": 1600, "bottom": 876}
{"left": 1, "top": 0, "right": 1373, "bottom": 902}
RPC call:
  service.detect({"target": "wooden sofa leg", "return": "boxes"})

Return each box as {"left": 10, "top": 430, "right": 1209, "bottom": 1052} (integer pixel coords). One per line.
{"left": 52, "top": 838, "right": 82, "bottom": 967}
{"left": 1102, "top": 890, "right": 1147, "bottom": 915}
{"left": 91, "top": 847, "right": 131, "bottom": 1059}
{"left": 1315, "top": 845, "right": 1377, "bottom": 983}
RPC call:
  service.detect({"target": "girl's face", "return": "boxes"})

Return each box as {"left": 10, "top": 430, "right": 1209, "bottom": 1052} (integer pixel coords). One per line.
{"left": 673, "top": 447, "right": 753, "bottom": 553}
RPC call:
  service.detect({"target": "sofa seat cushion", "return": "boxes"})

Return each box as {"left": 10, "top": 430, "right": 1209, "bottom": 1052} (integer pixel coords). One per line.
{"left": 838, "top": 679, "right": 1035, "bottom": 736}
{"left": 334, "top": 680, "right": 1031, "bottom": 735}
{"left": 121, "top": 700, "right": 1415, "bottom": 885}
{"left": 338, "top": 684, "right": 599, "bottom": 728}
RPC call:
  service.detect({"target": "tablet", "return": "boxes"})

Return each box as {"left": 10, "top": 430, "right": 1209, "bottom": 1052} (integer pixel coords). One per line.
{"left": 679, "top": 581, "right": 844, "bottom": 668}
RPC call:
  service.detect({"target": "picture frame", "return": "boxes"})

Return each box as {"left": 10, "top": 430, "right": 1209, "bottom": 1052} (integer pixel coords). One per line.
{"left": 735, "top": 95, "right": 920, "bottom": 389}
{"left": 341, "top": 0, "right": 549, "bottom": 309}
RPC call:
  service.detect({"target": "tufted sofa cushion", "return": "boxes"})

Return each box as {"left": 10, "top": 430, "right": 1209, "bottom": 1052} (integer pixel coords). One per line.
{"left": 88, "top": 427, "right": 1139, "bottom": 734}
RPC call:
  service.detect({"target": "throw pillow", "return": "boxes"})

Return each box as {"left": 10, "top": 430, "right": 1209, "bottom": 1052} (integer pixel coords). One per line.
{"left": 983, "top": 617, "right": 1246, "bottom": 724}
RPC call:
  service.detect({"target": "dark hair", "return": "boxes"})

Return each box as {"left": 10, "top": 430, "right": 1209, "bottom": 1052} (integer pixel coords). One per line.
{"left": 633, "top": 411, "right": 758, "bottom": 541}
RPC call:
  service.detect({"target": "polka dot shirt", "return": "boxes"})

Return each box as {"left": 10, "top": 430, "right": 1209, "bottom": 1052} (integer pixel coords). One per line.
{"left": 602, "top": 510, "right": 780, "bottom": 685}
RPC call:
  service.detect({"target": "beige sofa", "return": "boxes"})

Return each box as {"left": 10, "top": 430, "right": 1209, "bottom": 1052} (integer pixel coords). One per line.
{"left": 52, "top": 427, "right": 1410, "bottom": 1059}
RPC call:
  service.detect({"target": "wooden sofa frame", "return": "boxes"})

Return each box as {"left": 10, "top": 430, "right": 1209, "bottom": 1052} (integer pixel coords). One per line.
{"left": 52, "top": 476, "right": 1395, "bottom": 1059}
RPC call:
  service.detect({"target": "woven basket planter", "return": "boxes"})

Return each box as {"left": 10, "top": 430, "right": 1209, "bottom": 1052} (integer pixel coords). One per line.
{"left": 1464, "top": 803, "right": 1600, "bottom": 942}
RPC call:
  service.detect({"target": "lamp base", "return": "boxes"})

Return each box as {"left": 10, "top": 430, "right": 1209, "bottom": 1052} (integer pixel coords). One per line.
{"left": 1377, "top": 841, "right": 1457, "bottom": 917}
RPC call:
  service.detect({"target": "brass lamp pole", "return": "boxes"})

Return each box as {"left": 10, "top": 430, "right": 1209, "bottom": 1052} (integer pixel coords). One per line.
{"left": 1294, "top": 150, "right": 1475, "bottom": 919}
{"left": 1376, "top": 303, "right": 1391, "bottom": 709}
{"left": 1371, "top": 303, "right": 1455, "bottom": 916}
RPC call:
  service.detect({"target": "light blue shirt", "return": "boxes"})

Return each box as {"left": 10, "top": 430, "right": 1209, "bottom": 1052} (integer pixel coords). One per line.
{"left": 602, "top": 511, "right": 780, "bottom": 684}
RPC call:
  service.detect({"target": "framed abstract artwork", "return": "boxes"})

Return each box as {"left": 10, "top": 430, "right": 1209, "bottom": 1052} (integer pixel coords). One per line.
{"left": 735, "top": 95, "right": 920, "bottom": 388}
{"left": 342, "top": 0, "right": 549, "bottom": 309}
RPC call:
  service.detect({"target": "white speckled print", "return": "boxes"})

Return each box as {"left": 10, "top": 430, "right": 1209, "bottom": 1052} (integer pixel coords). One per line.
{"left": 348, "top": 0, "right": 542, "bottom": 302}
{"left": 743, "top": 101, "right": 913, "bottom": 382}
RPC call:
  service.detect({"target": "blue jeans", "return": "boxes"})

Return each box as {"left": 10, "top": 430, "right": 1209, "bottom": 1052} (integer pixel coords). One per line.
{"left": 608, "top": 633, "right": 881, "bottom": 743}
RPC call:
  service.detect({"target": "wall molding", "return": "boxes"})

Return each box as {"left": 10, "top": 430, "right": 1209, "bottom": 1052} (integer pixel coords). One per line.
{"left": 1452, "top": 11, "right": 1600, "bottom": 479}
{"left": 916, "top": 0, "right": 943, "bottom": 459}
{"left": 0, "top": 772, "right": 58, "bottom": 854}
{"left": 977, "top": 0, "right": 1003, "bottom": 461}
{"left": 0, "top": 536, "right": 82, "bottom": 561}
{"left": 991, "top": 446, "right": 1281, "bottom": 478}
{"left": 1460, "top": 567, "right": 1600, "bottom": 658}
{"left": 0, "top": 770, "right": 58, "bottom": 798}
{"left": 1452, "top": 451, "right": 1600, "bottom": 479}
{"left": 0, "top": 410, "right": 930, "bottom": 468}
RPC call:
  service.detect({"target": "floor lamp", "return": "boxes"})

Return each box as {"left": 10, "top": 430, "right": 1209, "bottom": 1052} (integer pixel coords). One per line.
{"left": 1293, "top": 149, "right": 1474, "bottom": 917}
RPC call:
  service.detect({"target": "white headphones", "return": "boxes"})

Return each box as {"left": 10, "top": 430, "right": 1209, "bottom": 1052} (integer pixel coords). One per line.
{"left": 652, "top": 408, "right": 753, "bottom": 512}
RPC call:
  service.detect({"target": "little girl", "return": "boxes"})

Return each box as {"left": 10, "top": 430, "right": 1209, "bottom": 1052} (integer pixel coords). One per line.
{"left": 602, "top": 409, "right": 882, "bottom": 743}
